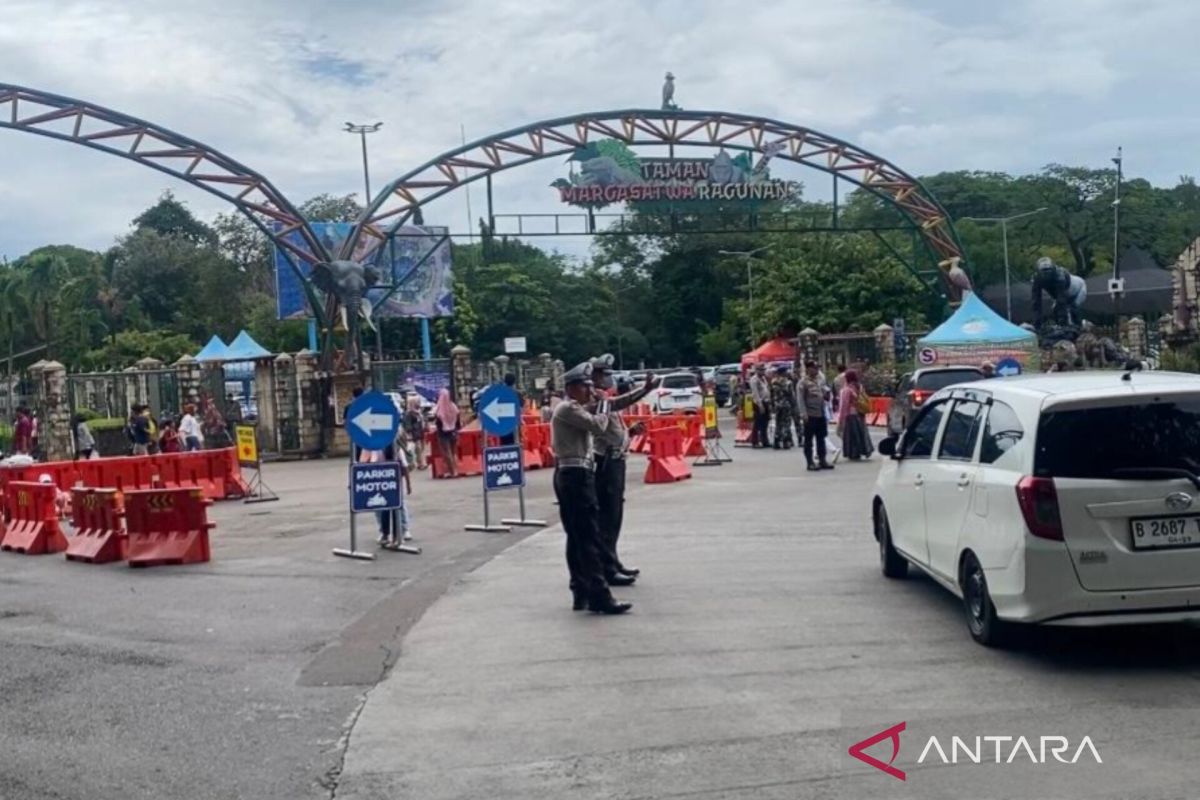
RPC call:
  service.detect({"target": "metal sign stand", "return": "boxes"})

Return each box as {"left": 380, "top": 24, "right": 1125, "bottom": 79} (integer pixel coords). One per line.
{"left": 335, "top": 389, "right": 407, "bottom": 562}
{"left": 335, "top": 447, "right": 376, "bottom": 561}
{"left": 464, "top": 475, "right": 512, "bottom": 533}
{"left": 502, "top": 426, "right": 546, "bottom": 528}
{"left": 695, "top": 394, "right": 732, "bottom": 466}
{"left": 383, "top": 498, "right": 421, "bottom": 555}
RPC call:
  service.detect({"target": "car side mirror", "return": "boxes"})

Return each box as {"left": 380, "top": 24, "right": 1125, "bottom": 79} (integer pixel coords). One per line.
{"left": 878, "top": 436, "right": 899, "bottom": 459}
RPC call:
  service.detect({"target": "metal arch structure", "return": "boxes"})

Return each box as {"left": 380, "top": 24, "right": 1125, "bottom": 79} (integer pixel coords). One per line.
{"left": 0, "top": 84, "right": 331, "bottom": 301}
{"left": 345, "top": 108, "right": 969, "bottom": 291}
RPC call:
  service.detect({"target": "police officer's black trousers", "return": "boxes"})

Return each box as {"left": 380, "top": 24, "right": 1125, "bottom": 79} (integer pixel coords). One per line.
{"left": 553, "top": 467, "right": 611, "bottom": 602}
{"left": 594, "top": 454, "right": 627, "bottom": 576}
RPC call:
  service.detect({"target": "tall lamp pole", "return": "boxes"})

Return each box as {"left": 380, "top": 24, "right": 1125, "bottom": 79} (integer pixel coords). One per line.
{"left": 344, "top": 121, "right": 382, "bottom": 201}
{"left": 1112, "top": 146, "right": 1123, "bottom": 290}
{"left": 718, "top": 246, "right": 773, "bottom": 345}
{"left": 960, "top": 208, "right": 1046, "bottom": 321}
{"left": 344, "top": 122, "right": 384, "bottom": 359}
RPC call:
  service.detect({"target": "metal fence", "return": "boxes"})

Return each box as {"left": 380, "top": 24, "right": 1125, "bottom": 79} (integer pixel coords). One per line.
{"left": 67, "top": 370, "right": 179, "bottom": 423}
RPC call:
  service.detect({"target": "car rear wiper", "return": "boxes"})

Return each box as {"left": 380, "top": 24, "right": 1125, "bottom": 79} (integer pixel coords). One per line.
{"left": 1109, "top": 467, "right": 1200, "bottom": 491}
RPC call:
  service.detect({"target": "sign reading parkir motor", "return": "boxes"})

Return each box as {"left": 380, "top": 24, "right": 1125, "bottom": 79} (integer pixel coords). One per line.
{"left": 235, "top": 425, "right": 258, "bottom": 467}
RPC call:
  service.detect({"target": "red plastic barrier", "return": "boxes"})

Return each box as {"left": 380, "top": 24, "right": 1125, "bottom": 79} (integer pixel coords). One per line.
{"left": 866, "top": 396, "right": 891, "bottom": 427}
{"left": 522, "top": 423, "right": 546, "bottom": 470}
{"left": 676, "top": 415, "right": 706, "bottom": 457}
{"left": 0, "top": 481, "right": 67, "bottom": 555}
{"left": 65, "top": 488, "right": 127, "bottom": 564}
{"left": 125, "top": 487, "right": 214, "bottom": 567}
{"left": 644, "top": 426, "right": 692, "bottom": 484}
{"left": 210, "top": 448, "right": 249, "bottom": 500}
{"left": 456, "top": 430, "right": 484, "bottom": 477}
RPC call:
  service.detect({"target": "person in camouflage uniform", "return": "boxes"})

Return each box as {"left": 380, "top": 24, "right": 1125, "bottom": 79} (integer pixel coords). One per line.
{"left": 770, "top": 366, "right": 796, "bottom": 450}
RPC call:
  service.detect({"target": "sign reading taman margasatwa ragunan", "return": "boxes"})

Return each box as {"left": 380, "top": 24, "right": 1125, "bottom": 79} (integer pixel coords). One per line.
{"left": 552, "top": 139, "right": 801, "bottom": 208}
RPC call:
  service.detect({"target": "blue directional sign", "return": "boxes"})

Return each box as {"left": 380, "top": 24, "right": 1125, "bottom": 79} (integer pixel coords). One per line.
{"left": 346, "top": 389, "right": 401, "bottom": 451}
{"left": 996, "top": 357, "right": 1022, "bottom": 377}
{"left": 477, "top": 384, "right": 521, "bottom": 438}
{"left": 484, "top": 445, "right": 524, "bottom": 491}
{"left": 350, "top": 462, "right": 403, "bottom": 513}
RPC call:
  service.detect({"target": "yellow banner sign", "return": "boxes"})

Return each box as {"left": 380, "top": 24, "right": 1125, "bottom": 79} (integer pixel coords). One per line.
{"left": 703, "top": 395, "right": 719, "bottom": 434}
{"left": 236, "top": 425, "right": 258, "bottom": 466}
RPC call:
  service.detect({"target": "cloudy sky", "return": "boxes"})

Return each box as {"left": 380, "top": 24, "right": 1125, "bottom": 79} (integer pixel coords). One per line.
{"left": 0, "top": 0, "right": 1196, "bottom": 262}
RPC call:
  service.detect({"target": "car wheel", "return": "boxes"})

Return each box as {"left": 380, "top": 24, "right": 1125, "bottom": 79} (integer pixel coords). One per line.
{"left": 875, "top": 505, "right": 908, "bottom": 579}
{"left": 961, "top": 553, "right": 1008, "bottom": 647}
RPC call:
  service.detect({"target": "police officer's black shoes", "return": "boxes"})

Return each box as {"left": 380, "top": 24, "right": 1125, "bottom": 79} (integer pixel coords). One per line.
{"left": 589, "top": 597, "right": 633, "bottom": 615}
{"left": 820, "top": 462, "right": 835, "bottom": 470}
{"left": 618, "top": 565, "right": 640, "bottom": 577}
{"left": 572, "top": 590, "right": 586, "bottom": 611}
{"left": 607, "top": 573, "right": 637, "bottom": 587}
{"left": 806, "top": 463, "right": 819, "bottom": 471}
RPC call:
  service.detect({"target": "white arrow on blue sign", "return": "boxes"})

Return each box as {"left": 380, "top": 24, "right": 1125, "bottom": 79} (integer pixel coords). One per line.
{"left": 476, "top": 384, "right": 521, "bottom": 438}
{"left": 345, "top": 389, "right": 401, "bottom": 451}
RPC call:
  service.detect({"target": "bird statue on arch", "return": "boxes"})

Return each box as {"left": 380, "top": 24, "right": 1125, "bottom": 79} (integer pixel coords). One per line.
{"left": 662, "top": 72, "right": 680, "bottom": 111}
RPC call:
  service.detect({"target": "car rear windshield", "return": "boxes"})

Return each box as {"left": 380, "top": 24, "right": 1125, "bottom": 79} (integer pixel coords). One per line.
{"left": 662, "top": 375, "right": 698, "bottom": 389}
{"left": 1036, "top": 398, "right": 1200, "bottom": 479}
{"left": 916, "top": 369, "right": 982, "bottom": 392}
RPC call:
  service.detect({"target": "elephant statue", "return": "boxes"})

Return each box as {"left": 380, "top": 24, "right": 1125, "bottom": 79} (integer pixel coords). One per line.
{"left": 310, "top": 259, "right": 381, "bottom": 371}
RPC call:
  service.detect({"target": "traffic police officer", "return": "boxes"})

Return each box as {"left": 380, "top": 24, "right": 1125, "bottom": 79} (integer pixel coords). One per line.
{"left": 551, "top": 362, "right": 632, "bottom": 615}
{"left": 590, "top": 354, "right": 658, "bottom": 582}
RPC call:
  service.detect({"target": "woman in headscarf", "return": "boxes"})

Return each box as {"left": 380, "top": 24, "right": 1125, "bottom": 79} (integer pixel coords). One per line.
{"left": 403, "top": 394, "right": 427, "bottom": 470}
{"left": 433, "top": 388, "right": 461, "bottom": 478}
{"left": 837, "top": 369, "right": 874, "bottom": 461}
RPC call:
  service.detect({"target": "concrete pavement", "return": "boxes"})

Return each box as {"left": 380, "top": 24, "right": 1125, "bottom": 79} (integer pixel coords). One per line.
{"left": 336, "top": 442, "right": 1200, "bottom": 800}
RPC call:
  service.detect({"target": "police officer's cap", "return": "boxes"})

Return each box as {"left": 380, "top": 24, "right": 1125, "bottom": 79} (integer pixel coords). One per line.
{"left": 590, "top": 353, "right": 616, "bottom": 373}
{"left": 563, "top": 362, "right": 594, "bottom": 386}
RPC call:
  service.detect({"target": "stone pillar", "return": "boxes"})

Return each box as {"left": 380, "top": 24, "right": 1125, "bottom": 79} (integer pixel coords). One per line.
{"left": 874, "top": 323, "right": 896, "bottom": 373}
{"left": 273, "top": 353, "right": 296, "bottom": 452}
{"left": 451, "top": 345, "right": 472, "bottom": 411}
{"left": 293, "top": 349, "right": 323, "bottom": 454}
{"left": 799, "top": 328, "right": 819, "bottom": 366}
{"left": 39, "top": 361, "right": 71, "bottom": 461}
{"left": 1125, "top": 317, "right": 1147, "bottom": 360}
{"left": 174, "top": 355, "right": 201, "bottom": 408}
{"left": 494, "top": 354, "right": 510, "bottom": 382}
{"left": 254, "top": 359, "right": 277, "bottom": 454}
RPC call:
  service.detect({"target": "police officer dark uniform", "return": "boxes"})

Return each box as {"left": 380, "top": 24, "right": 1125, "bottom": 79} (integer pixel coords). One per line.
{"left": 590, "top": 354, "right": 658, "bottom": 582}
{"left": 551, "top": 362, "right": 632, "bottom": 615}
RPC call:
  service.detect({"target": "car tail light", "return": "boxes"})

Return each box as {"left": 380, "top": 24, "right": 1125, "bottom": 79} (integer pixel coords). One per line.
{"left": 908, "top": 389, "right": 932, "bottom": 407}
{"left": 658, "top": 389, "right": 671, "bottom": 397}
{"left": 1015, "top": 476, "right": 1064, "bottom": 541}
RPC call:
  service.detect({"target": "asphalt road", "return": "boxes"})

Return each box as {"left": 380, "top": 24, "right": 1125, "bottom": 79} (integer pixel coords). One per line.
{"left": 0, "top": 454, "right": 557, "bottom": 800}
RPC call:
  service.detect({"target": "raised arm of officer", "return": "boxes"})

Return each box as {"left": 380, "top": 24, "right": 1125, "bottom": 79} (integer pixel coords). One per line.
{"left": 610, "top": 372, "right": 659, "bottom": 411}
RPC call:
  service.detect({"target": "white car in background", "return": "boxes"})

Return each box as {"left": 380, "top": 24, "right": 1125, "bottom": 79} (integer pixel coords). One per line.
{"left": 872, "top": 371, "right": 1200, "bottom": 646}
{"left": 649, "top": 372, "right": 703, "bottom": 414}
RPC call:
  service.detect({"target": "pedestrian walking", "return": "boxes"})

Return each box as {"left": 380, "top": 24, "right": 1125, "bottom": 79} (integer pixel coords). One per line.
{"left": 797, "top": 361, "right": 834, "bottom": 471}
{"left": 770, "top": 366, "right": 796, "bottom": 449}
{"left": 590, "top": 354, "right": 658, "bottom": 585}
{"left": 831, "top": 364, "right": 847, "bottom": 413}
{"left": 370, "top": 432, "right": 414, "bottom": 546}
{"left": 129, "top": 405, "right": 153, "bottom": 456}
{"left": 12, "top": 407, "right": 32, "bottom": 455}
{"left": 73, "top": 413, "right": 96, "bottom": 460}
{"left": 158, "top": 418, "right": 181, "bottom": 453}
{"left": 403, "top": 394, "right": 427, "bottom": 470}
{"left": 551, "top": 362, "right": 631, "bottom": 615}
{"left": 748, "top": 364, "right": 771, "bottom": 448}
{"left": 434, "top": 388, "right": 461, "bottom": 478}
{"left": 178, "top": 404, "right": 204, "bottom": 451}
{"left": 837, "top": 369, "right": 875, "bottom": 461}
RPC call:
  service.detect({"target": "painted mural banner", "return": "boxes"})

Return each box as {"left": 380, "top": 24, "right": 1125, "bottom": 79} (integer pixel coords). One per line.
{"left": 551, "top": 139, "right": 802, "bottom": 209}
{"left": 274, "top": 222, "right": 454, "bottom": 320}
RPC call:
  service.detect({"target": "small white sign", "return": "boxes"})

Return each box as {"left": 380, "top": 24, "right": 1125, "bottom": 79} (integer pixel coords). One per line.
{"left": 504, "top": 337, "right": 527, "bottom": 354}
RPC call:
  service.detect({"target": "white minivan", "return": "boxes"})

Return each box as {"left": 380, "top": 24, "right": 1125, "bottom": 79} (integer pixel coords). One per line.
{"left": 872, "top": 371, "right": 1200, "bottom": 646}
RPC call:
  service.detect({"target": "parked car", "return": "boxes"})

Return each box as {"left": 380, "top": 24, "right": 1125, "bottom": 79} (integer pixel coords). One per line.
{"left": 887, "top": 366, "right": 985, "bottom": 434}
{"left": 648, "top": 372, "right": 703, "bottom": 414}
{"left": 872, "top": 371, "right": 1200, "bottom": 646}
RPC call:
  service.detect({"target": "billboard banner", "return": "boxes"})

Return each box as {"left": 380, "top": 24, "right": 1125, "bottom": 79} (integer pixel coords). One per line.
{"left": 274, "top": 223, "right": 454, "bottom": 320}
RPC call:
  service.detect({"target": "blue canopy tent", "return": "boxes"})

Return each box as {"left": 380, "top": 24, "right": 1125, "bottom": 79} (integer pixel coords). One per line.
{"left": 917, "top": 293, "right": 1040, "bottom": 373}
{"left": 194, "top": 335, "right": 230, "bottom": 362}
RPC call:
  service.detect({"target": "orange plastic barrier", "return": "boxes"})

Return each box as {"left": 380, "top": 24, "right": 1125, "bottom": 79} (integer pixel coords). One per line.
{"left": 0, "top": 481, "right": 67, "bottom": 555}
{"left": 522, "top": 423, "right": 547, "bottom": 470}
{"left": 676, "top": 415, "right": 706, "bottom": 457}
{"left": 866, "top": 396, "right": 891, "bottom": 427}
{"left": 65, "top": 488, "right": 127, "bottom": 564}
{"left": 644, "top": 426, "right": 692, "bottom": 484}
{"left": 125, "top": 487, "right": 213, "bottom": 567}
{"left": 456, "top": 430, "right": 484, "bottom": 477}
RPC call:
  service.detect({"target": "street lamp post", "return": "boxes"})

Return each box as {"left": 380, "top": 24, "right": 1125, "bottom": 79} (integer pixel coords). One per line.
{"left": 344, "top": 121, "right": 383, "bottom": 201}
{"left": 344, "top": 122, "right": 383, "bottom": 359}
{"left": 717, "top": 246, "right": 772, "bottom": 345}
{"left": 960, "top": 209, "right": 1046, "bottom": 321}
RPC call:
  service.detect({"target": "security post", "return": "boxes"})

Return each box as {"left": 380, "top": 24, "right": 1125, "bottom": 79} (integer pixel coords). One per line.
{"left": 237, "top": 423, "right": 278, "bottom": 503}
{"left": 337, "top": 389, "right": 403, "bottom": 561}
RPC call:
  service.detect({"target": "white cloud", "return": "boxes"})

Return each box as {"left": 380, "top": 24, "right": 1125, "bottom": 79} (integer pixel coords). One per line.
{"left": 0, "top": 0, "right": 1197, "bottom": 262}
